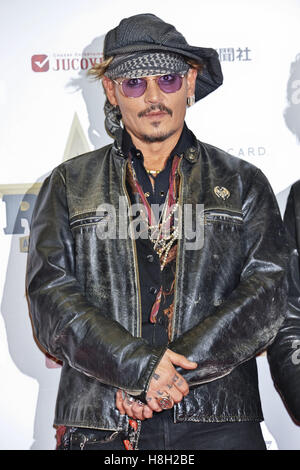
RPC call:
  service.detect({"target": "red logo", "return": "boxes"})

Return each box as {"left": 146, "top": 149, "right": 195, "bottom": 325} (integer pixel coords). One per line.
{"left": 31, "top": 54, "right": 49, "bottom": 72}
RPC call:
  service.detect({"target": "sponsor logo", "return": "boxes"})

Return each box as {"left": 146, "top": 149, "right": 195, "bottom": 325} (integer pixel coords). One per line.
{"left": 31, "top": 51, "right": 103, "bottom": 73}
{"left": 31, "top": 54, "right": 50, "bottom": 72}
{"left": 216, "top": 47, "right": 252, "bottom": 62}
{"left": 227, "top": 146, "right": 266, "bottom": 157}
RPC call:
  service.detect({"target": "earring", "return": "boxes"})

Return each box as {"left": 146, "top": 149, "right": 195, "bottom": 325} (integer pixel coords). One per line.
{"left": 187, "top": 95, "right": 195, "bottom": 107}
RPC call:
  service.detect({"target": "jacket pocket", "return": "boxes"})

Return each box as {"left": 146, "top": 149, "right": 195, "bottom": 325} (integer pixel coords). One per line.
{"left": 203, "top": 208, "right": 243, "bottom": 226}
{"left": 69, "top": 211, "right": 108, "bottom": 231}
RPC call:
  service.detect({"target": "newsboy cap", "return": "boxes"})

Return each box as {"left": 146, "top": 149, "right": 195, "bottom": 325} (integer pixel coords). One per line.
{"left": 103, "top": 13, "right": 223, "bottom": 102}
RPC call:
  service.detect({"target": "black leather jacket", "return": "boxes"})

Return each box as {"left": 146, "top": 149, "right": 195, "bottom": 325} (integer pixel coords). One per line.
{"left": 268, "top": 180, "right": 300, "bottom": 422}
{"left": 26, "top": 132, "right": 288, "bottom": 431}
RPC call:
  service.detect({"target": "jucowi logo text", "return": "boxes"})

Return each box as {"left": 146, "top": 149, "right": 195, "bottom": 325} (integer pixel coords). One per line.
{"left": 31, "top": 52, "right": 103, "bottom": 72}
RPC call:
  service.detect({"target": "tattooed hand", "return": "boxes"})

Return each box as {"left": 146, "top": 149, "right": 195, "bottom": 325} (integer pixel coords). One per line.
{"left": 145, "top": 349, "right": 197, "bottom": 412}
{"left": 115, "top": 349, "right": 197, "bottom": 419}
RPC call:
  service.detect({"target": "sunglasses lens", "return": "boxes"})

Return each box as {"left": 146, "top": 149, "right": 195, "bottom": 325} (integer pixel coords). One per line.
{"left": 122, "top": 78, "right": 147, "bottom": 97}
{"left": 121, "top": 74, "right": 184, "bottom": 97}
{"left": 158, "top": 74, "right": 183, "bottom": 93}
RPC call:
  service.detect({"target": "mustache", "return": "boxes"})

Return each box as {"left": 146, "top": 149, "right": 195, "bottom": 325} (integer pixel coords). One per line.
{"left": 138, "top": 104, "right": 173, "bottom": 118}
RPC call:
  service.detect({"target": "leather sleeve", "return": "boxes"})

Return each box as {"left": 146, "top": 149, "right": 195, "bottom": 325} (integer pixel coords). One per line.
{"left": 26, "top": 167, "right": 165, "bottom": 396}
{"left": 169, "top": 169, "right": 289, "bottom": 386}
{"left": 267, "top": 182, "right": 300, "bottom": 422}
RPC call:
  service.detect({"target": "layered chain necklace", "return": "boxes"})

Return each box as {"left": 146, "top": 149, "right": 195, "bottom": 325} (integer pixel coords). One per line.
{"left": 127, "top": 153, "right": 181, "bottom": 270}
{"left": 149, "top": 196, "right": 179, "bottom": 269}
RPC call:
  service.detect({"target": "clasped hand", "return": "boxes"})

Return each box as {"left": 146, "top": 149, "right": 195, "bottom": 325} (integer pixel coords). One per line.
{"left": 116, "top": 349, "right": 197, "bottom": 420}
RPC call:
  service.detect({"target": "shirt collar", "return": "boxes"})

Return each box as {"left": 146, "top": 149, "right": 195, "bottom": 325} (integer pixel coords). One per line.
{"left": 121, "top": 122, "right": 195, "bottom": 161}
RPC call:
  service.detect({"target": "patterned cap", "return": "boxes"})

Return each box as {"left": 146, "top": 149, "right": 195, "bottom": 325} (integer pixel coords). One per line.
{"left": 104, "top": 51, "right": 190, "bottom": 79}
{"left": 104, "top": 13, "right": 223, "bottom": 102}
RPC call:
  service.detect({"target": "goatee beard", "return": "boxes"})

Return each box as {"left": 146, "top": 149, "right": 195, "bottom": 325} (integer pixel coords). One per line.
{"left": 140, "top": 129, "right": 176, "bottom": 143}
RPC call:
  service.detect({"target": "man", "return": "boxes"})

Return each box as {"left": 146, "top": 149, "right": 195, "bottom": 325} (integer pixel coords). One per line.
{"left": 268, "top": 181, "right": 300, "bottom": 423}
{"left": 26, "top": 14, "right": 288, "bottom": 450}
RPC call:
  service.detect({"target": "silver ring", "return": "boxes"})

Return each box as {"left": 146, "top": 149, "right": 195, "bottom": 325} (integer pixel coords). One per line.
{"left": 125, "top": 394, "right": 135, "bottom": 405}
{"left": 157, "top": 393, "right": 173, "bottom": 410}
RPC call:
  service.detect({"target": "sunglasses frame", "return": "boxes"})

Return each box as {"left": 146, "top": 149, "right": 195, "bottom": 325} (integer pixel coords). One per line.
{"left": 112, "top": 73, "right": 187, "bottom": 98}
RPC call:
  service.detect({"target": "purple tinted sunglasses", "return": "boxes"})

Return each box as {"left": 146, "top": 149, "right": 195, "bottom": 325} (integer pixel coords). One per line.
{"left": 112, "top": 73, "right": 186, "bottom": 98}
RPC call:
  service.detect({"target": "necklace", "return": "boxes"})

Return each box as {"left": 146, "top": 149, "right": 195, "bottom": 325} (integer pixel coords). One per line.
{"left": 146, "top": 169, "right": 161, "bottom": 176}
{"left": 127, "top": 154, "right": 181, "bottom": 270}
{"left": 149, "top": 201, "right": 179, "bottom": 269}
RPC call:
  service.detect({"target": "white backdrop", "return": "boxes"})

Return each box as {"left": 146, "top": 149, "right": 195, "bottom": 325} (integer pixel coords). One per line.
{"left": 1, "top": 0, "right": 300, "bottom": 450}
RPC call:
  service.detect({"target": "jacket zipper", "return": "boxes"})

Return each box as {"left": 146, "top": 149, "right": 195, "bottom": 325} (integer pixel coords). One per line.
{"left": 121, "top": 159, "right": 142, "bottom": 338}
{"left": 170, "top": 158, "right": 183, "bottom": 343}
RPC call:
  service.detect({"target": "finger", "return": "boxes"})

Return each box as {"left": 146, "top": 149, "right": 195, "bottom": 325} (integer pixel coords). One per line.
{"left": 124, "top": 404, "right": 141, "bottom": 421}
{"left": 156, "top": 387, "right": 180, "bottom": 405}
{"left": 142, "top": 406, "right": 153, "bottom": 419}
{"left": 123, "top": 396, "right": 136, "bottom": 418}
{"left": 131, "top": 401, "right": 146, "bottom": 421}
{"left": 166, "top": 349, "right": 197, "bottom": 369}
{"left": 146, "top": 394, "right": 162, "bottom": 412}
{"left": 172, "top": 373, "right": 189, "bottom": 396}
{"left": 161, "top": 388, "right": 182, "bottom": 404}
{"left": 116, "top": 390, "right": 126, "bottom": 414}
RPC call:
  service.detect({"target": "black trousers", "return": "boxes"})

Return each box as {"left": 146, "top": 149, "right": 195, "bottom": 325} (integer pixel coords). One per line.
{"left": 57, "top": 410, "right": 266, "bottom": 450}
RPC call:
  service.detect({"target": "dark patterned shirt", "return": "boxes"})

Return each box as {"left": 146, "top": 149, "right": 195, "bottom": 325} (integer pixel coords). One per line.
{"left": 122, "top": 123, "right": 194, "bottom": 346}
